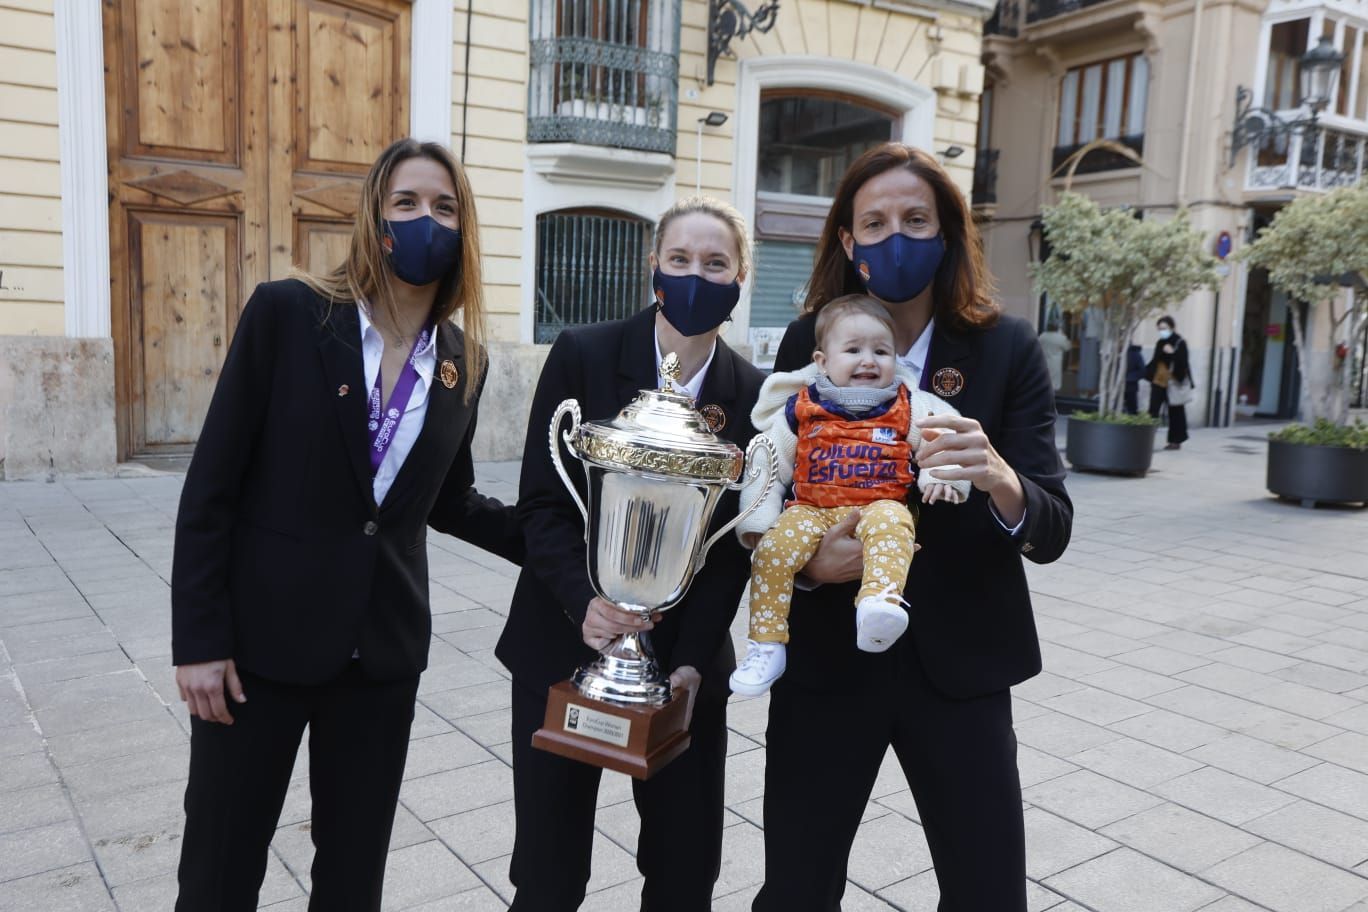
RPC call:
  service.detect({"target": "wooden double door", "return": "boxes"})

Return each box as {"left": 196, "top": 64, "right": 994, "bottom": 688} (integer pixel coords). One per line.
{"left": 104, "top": 0, "right": 412, "bottom": 459}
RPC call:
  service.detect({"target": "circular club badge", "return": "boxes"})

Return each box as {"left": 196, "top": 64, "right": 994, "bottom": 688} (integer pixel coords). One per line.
{"left": 931, "top": 367, "right": 965, "bottom": 398}
{"left": 699, "top": 404, "right": 727, "bottom": 433}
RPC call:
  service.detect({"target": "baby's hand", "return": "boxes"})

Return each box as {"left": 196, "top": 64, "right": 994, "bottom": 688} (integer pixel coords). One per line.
{"left": 921, "top": 482, "right": 966, "bottom": 505}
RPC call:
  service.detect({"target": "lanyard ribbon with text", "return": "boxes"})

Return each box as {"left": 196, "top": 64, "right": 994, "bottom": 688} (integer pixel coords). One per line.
{"left": 367, "top": 326, "right": 433, "bottom": 475}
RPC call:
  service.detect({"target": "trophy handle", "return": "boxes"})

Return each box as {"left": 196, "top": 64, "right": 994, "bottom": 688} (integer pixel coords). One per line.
{"left": 696, "top": 433, "right": 779, "bottom": 569}
{"left": 549, "top": 399, "right": 589, "bottom": 530}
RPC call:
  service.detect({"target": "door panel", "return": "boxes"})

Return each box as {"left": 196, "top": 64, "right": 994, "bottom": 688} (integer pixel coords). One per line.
{"left": 106, "top": 0, "right": 268, "bottom": 457}
{"left": 269, "top": 0, "right": 409, "bottom": 279}
{"left": 130, "top": 211, "right": 238, "bottom": 446}
{"left": 106, "top": 0, "right": 410, "bottom": 458}
{"left": 126, "top": 0, "right": 238, "bottom": 160}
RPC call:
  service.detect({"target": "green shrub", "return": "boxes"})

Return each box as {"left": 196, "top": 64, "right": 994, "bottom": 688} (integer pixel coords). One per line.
{"left": 1269, "top": 418, "right": 1368, "bottom": 450}
{"left": 1069, "top": 410, "right": 1161, "bottom": 427}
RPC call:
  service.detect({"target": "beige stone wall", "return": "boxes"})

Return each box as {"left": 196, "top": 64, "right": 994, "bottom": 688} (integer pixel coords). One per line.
{"left": 0, "top": 0, "right": 63, "bottom": 336}
{"left": 452, "top": 0, "right": 530, "bottom": 346}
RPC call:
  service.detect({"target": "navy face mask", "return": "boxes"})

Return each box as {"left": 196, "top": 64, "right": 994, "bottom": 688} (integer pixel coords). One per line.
{"left": 652, "top": 268, "right": 741, "bottom": 336}
{"left": 383, "top": 215, "right": 462, "bottom": 287}
{"left": 851, "top": 232, "right": 945, "bottom": 303}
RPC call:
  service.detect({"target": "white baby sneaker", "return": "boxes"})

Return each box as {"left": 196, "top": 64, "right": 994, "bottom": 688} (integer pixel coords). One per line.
{"left": 855, "top": 583, "right": 910, "bottom": 653}
{"left": 729, "top": 640, "right": 788, "bottom": 696}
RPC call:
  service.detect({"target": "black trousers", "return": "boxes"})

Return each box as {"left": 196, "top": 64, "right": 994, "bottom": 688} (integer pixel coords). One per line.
{"left": 176, "top": 663, "right": 419, "bottom": 912}
{"left": 1148, "top": 385, "right": 1188, "bottom": 444}
{"left": 753, "top": 651, "right": 1024, "bottom": 912}
{"left": 1124, "top": 381, "right": 1139, "bottom": 415}
{"left": 508, "top": 677, "right": 729, "bottom": 912}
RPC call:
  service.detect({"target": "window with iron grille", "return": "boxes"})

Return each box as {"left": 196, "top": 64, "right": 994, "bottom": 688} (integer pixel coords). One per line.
{"left": 528, "top": 0, "right": 681, "bottom": 155}
{"left": 534, "top": 209, "right": 653, "bottom": 343}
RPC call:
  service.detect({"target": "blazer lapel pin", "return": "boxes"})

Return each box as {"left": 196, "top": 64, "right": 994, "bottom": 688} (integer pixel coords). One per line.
{"left": 337, "top": 384, "right": 350, "bottom": 397}
{"left": 440, "top": 359, "right": 459, "bottom": 390}
{"left": 700, "top": 404, "right": 726, "bottom": 433}
{"left": 931, "top": 367, "right": 964, "bottom": 398}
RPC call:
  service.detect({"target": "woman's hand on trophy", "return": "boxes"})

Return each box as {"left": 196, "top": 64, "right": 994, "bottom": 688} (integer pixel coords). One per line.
{"left": 668, "top": 665, "right": 701, "bottom": 729}
{"left": 582, "top": 596, "right": 657, "bottom": 651}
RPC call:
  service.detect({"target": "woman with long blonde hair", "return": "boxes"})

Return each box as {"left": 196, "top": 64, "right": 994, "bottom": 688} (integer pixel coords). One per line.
{"left": 171, "top": 138, "right": 521, "bottom": 911}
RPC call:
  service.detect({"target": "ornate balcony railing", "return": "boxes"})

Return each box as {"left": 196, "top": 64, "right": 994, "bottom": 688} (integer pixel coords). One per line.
{"left": 985, "top": 0, "right": 1021, "bottom": 36}
{"left": 528, "top": 0, "right": 681, "bottom": 156}
{"left": 1248, "top": 126, "right": 1366, "bottom": 192}
{"left": 534, "top": 210, "right": 653, "bottom": 343}
{"left": 973, "top": 148, "right": 1000, "bottom": 205}
{"left": 1026, "top": 0, "right": 1113, "bottom": 24}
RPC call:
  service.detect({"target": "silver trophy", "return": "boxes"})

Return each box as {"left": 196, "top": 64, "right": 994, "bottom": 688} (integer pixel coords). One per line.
{"left": 549, "top": 353, "right": 778, "bottom": 706}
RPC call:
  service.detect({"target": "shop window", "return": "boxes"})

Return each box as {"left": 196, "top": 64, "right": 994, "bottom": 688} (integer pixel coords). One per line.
{"left": 1265, "top": 19, "right": 1310, "bottom": 111}
{"left": 749, "top": 92, "right": 896, "bottom": 364}
{"left": 534, "top": 208, "right": 652, "bottom": 343}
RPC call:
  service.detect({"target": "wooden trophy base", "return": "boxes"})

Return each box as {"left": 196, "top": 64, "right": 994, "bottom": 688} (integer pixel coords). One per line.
{"left": 532, "top": 680, "right": 693, "bottom": 780}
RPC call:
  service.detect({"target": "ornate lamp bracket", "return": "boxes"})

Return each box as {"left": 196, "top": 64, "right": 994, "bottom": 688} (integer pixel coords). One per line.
{"left": 1229, "top": 85, "right": 1324, "bottom": 168}
{"left": 707, "top": 0, "right": 780, "bottom": 85}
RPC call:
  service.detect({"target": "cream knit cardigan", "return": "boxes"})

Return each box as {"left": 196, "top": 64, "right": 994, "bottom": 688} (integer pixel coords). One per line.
{"left": 736, "top": 363, "right": 971, "bottom": 543}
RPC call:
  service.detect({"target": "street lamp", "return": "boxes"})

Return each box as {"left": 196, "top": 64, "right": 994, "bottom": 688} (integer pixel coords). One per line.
{"left": 1230, "top": 36, "right": 1345, "bottom": 166}
{"left": 696, "top": 112, "right": 729, "bottom": 195}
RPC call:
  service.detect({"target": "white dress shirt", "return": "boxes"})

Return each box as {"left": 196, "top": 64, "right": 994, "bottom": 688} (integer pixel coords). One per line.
{"left": 359, "top": 304, "right": 437, "bottom": 506}
{"left": 654, "top": 330, "right": 716, "bottom": 400}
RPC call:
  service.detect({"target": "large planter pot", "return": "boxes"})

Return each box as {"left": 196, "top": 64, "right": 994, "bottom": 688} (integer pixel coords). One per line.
{"left": 1065, "top": 417, "right": 1158, "bottom": 476}
{"left": 1267, "top": 439, "right": 1368, "bottom": 506}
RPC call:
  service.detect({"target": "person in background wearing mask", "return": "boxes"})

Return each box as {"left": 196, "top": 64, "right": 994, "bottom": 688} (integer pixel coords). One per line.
{"left": 1146, "top": 315, "right": 1191, "bottom": 449}
{"left": 171, "top": 139, "right": 522, "bottom": 910}
{"left": 751, "top": 144, "right": 1072, "bottom": 912}
{"left": 500, "top": 197, "right": 765, "bottom": 911}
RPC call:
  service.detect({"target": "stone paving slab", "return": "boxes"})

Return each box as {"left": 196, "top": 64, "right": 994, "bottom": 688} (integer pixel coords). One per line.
{"left": 1, "top": 427, "right": 1367, "bottom": 910}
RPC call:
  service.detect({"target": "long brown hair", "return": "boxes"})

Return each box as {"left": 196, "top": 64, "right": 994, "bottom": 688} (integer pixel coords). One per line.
{"left": 804, "top": 143, "right": 998, "bottom": 331}
{"left": 298, "top": 138, "right": 487, "bottom": 398}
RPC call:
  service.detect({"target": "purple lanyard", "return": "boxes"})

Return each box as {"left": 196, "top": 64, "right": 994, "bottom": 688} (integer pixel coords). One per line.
{"left": 367, "top": 326, "right": 432, "bottom": 475}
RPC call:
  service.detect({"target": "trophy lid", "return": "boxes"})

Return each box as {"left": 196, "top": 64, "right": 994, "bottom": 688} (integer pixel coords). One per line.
{"left": 572, "top": 353, "right": 744, "bottom": 483}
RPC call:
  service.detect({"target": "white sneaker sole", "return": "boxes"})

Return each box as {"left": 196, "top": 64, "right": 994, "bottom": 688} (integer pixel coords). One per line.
{"left": 857, "top": 611, "right": 909, "bottom": 653}
{"left": 729, "top": 671, "right": 779, "bottom": 697}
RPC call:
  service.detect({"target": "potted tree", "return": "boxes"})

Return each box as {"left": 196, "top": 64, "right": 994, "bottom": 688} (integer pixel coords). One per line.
{"left": 1032, "top": 192, "right": 1219, "bottom": 475}
{"left": 1241, "top": 183, "right": 1368, "bottom": 507}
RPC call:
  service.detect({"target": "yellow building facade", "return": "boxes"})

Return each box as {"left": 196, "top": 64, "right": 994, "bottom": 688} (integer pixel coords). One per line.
{"left": 0, "top": 0, "right": 991, "bottom": 475}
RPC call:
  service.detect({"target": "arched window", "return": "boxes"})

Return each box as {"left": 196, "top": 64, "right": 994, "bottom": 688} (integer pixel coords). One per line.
{"left": 534, "top": 208, "right": 652, "bottom": 342}
{"left": 750, "top": 93, "right": 896, "bottom": 338}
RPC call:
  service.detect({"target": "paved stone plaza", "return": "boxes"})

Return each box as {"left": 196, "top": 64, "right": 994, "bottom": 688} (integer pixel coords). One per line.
{"left": 2, "top": 423, "right": 1367, "bottom": 911}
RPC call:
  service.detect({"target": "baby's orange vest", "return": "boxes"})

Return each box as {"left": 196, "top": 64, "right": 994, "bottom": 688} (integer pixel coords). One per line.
{"left": 790, "top": 385, "right": 917, "bottom": 509}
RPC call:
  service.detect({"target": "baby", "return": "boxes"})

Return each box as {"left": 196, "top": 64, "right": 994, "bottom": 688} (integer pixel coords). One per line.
{"left": 730, "top": 295, "right": 970, "bottom": 695}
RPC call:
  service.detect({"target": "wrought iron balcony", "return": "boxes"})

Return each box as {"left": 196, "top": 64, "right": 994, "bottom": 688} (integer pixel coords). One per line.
{"left": 985, "top": 0, "right": 1020, "bottom": 37}
{"left": 1026, "top": 0, "right": 1113, "bottom": 24}
{"left": 1051, "top": 134, "right": 1144, "bottom": 175}
{"left": 973, "top": 148, "right": 999, "bottom": 206}
{"left": 1249, "top": 125, "right": 1366, "bottom": 192}
{"left": 528, "top": 0, "right": 682, "bottom": 156}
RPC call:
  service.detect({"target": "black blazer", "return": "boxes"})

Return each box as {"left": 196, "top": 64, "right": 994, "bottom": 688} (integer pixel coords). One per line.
{"left": 172, "top": 279, "right": 521, "bottom": 685}
{"left": 772, "top": 312, "right": 1072, "bottom": 699}
{"left": 496, "top": 308, "right": 765, "bottom": 694}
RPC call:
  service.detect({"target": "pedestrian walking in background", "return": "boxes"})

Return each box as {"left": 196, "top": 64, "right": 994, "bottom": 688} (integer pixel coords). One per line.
{"left": 1146, "top": 315, "right": 1193, "bottom": 449}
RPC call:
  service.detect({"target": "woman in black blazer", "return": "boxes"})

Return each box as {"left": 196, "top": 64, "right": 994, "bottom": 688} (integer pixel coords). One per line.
{"left": 171, "top": 138, "right": 521, "bottom": 911}
{"left": 497, "top": 197, "right": 765, "bottom": 911}
{"left": 750, "top": 144, "right": 1073, "bottom": 912}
